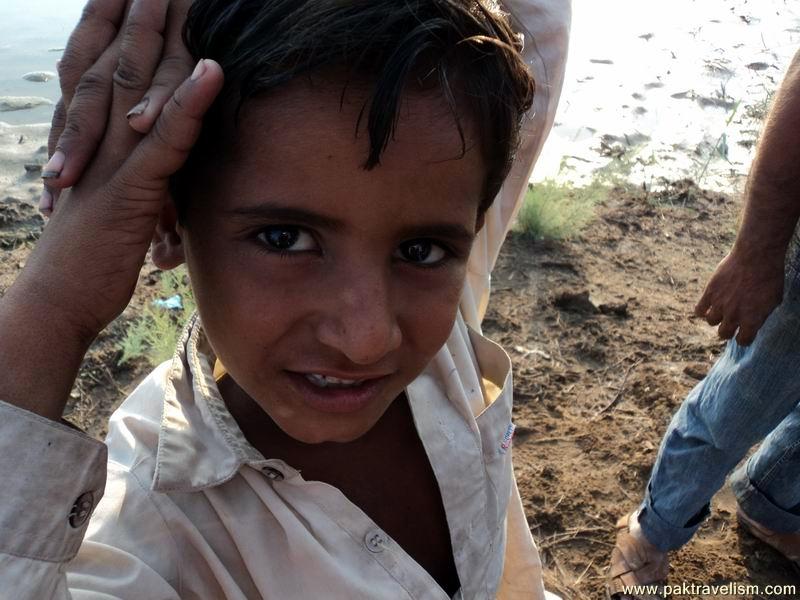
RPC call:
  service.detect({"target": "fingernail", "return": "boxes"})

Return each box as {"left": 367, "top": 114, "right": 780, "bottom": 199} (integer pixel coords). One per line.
{"left": 41, "top": 150, "right": 65, "bottom": 179}
{"left": 126, "top": 97, "right": 150, "bottom": 120}
{"left": 191, "top": 59, "right": 207, "bottom": 81}
{"left": 39, "top": 188, "right": 53, "bottom": 215}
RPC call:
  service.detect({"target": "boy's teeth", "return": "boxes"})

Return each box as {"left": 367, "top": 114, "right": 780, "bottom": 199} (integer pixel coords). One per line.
{"left": 305, "top": 374, "right": 364, "bottom": 388}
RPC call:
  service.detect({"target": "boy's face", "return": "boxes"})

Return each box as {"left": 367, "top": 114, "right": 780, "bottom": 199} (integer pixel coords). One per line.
{"left": 174, "top": 80, "right": 486, "bottom": 443}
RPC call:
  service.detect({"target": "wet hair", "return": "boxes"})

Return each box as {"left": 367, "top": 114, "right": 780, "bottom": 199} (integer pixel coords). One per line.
{"left": 173, "top": 0, "right": 535, "bottom": 221}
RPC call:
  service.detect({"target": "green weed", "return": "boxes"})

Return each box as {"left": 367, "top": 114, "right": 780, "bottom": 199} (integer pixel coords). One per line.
{"left": 515, "top": 179, "right": 606, "bottom": 241}
{"left": 118, "top": 267, "right": 196, "bottom": 367}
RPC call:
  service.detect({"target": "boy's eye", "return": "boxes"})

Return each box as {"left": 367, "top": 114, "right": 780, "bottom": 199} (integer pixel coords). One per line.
{"left": 257, "top": 226, "right": 317, "bottom": 253}
{"left": 395, "top": 239, "right": 447, "bottom": 265}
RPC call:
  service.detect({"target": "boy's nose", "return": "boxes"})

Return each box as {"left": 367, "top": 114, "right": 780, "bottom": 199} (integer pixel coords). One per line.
{"left": 316, "top": 270, "right": 402, "bottom": 365}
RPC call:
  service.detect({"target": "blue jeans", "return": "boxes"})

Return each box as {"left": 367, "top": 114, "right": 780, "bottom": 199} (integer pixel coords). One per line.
{"left": 638, "top": 286, "right": 800, "bottom": 552}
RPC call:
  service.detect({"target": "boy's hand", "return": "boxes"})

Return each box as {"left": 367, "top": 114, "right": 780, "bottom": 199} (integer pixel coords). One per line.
{"left": 45, "top": 0, "right": 194, "bottom": 207}
{"left": 0, "top": 0, "right": 223, "bottom": 420}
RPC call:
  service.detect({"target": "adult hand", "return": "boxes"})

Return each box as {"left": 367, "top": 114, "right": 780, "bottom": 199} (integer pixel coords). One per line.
{"left": 43, "top": 0, "right": 194, "bottom": 214}
{"left": 694, "top": 248, "right": 785, "bottom": 346}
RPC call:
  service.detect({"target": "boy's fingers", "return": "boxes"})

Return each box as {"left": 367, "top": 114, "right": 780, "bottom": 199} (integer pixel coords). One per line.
{"left": 103, "top": 0, "right": 169, "bottom": 155}
{"left": 44, "top": 49, "right": 119, "bottom": 188}
{"left": 115, "top": 60, "right": 224, "bottom": 196}
{"left": 47, "top": 0, "right": 169, "bottom": 189}
{"left": 128, "top": 0, "right": 194, "bottom": 133}
{"left": 111, "top": 0, "right": 169, "bottom": 107}
{"left": 58, "top": 0, "right": 130, "bottom": 107}
{"left": 48, "top": 99, "right": 66, "bottom": 157}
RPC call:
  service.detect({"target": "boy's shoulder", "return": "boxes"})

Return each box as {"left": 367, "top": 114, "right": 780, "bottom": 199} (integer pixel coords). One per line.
{"left": 104, "top": 360, "right": 173, "bottom": 475}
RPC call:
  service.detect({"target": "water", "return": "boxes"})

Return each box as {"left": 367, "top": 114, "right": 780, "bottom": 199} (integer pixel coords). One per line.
{"left": 533, "top": 0, "right": 800, "bottom": 192}
{"left": 0, "top": 0, "right": 83, "bottom": 124}
{"left": 0, "top": 0, "right": 798, "bottom": 192}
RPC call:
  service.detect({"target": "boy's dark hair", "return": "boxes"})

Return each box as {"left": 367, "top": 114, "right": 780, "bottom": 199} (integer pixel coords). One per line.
{"left": 175, "top": 0, "right": 535, "bottom": 220}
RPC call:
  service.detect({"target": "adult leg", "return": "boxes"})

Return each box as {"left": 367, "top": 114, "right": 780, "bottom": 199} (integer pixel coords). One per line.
{"left": 732, "top": 401, "right": 800, "bottom": 533}
{"left": 639, "top": 295, "right": 800, "bottom": 552}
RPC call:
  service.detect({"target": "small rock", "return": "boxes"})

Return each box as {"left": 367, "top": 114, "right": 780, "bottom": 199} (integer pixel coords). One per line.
{"left": 683, "top": 363, "right": 708, "bottom": 381}
{"left": 746, "top": 62, "right": 770, "bottom": 71}
{"left": 22, "top": 70, "right": 57, "bottom": 83}
{"left": 599, "top": 302, "right": 630, "bottom": 318}
{"left": 24, "top": 163, "right": 42, "bottom": 174}
{"left": 17, "top": 135, "right": 24, "bottom": 144}
{"left": 553, "top": 290, "right": 598, "bottom": 314}
{"left": 0, "top": 96, "right": 53, "bottom": 112}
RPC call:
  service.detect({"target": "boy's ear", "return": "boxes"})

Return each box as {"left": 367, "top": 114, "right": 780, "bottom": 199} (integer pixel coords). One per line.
{"left": 150, "top": 200, "right": 186, "bottom": 270}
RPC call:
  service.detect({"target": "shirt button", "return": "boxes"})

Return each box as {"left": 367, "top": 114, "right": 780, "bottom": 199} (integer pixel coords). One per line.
{"left": 68, "top": 492, "right": 94, "bottom": 528}
{"left": 262, "top": 467, "right": 284, "bottom": 481}
{"left": 365, "top": 529, "right": 388, "bottom": 553}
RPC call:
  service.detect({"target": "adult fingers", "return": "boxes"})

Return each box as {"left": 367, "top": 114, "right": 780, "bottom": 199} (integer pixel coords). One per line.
{"left": 113, "top": 59, "right": 224, "bottom": 202}
{"left": 717, "top": 318, "right": 739, "bottom": 341}
{"left": 128, "top": 0, "right": 194, "bottom": 133}
{"left": 58, "top": 0, "right": 129, "bottom": 108}
{"left": 735, "top": 322, "right": 758, "bottom": 347}
{"left": 694, "top": 287, "right": 713, "bottom": 318}
{"left": 704, "top": 304, "right": 724, "bottom": 327}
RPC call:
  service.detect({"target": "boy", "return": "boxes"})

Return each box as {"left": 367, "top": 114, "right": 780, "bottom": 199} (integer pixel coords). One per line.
{"left": 0, "top": 0, "right": 569, "bottom": 598}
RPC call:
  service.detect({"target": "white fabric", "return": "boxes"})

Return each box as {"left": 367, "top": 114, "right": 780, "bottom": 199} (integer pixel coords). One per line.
{"left": 0, "top": 1, "right": 570, "bottom": 598}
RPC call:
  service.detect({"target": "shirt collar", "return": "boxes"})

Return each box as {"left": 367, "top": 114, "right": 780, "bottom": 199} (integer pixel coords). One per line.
{"left": 153, "top": 313, "right": 279, "bottom": 492}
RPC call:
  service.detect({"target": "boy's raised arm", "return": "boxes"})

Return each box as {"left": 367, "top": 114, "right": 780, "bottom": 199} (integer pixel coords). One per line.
{"left": 0, "top": 15, "right": 223, "bottom": 421}
{"left": 0, "top": 2, "right": 222, "bottom": 594}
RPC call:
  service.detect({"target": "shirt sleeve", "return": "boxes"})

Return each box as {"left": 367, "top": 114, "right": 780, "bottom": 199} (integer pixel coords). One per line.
{"left": 466, "top": 2, "right": 571, "bottom": 598}
{"left": 460, "top": 0, "right": 572, "bottom": 330}
{"left": 0, "top": 401, "right": 179, "bottom": 600}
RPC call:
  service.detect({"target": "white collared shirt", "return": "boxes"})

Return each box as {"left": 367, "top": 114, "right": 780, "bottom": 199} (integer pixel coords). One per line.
{"left": 0, "top": 2, "right": 570, "bottom": 598}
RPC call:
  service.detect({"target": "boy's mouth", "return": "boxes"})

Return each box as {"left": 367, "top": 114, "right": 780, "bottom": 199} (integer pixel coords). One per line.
{"left": 285, "top": 370, "right": 392, "bottom": 414}
{"left": 304, "top": 373, "right": 365, "bottom": 389}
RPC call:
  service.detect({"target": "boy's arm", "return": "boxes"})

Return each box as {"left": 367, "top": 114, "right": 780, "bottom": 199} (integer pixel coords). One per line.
{"left": 0, "top": 21, "right": 223, "bottom": 421}
{"left": 462, "top": 0, "right": 571, "bottom": 327}
{"left": 695, "top": 48, "right": 800, "bottom": 345}
{"left": 0, "top": 402, "right": 181, "bottom": 598}
{"left": 0, "top": 4, "right": 222, "bottom": 596}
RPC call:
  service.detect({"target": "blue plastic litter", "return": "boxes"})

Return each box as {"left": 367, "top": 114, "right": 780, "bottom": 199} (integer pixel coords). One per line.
{"left": 153, "top": 294, "right": 184, "bottom": 310}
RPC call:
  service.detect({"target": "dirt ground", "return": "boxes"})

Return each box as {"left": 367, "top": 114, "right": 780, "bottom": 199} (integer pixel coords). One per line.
{"left": 483, "top": 180, "right": 800, "bottom": 599}
{"left": 2, "top": 177, "right": 799, "bottom": 598}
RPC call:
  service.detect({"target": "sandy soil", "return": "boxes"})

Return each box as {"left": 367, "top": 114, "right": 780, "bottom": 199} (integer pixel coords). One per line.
{"left": 485, "top": 181, "right": 800, "bottom": 599}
